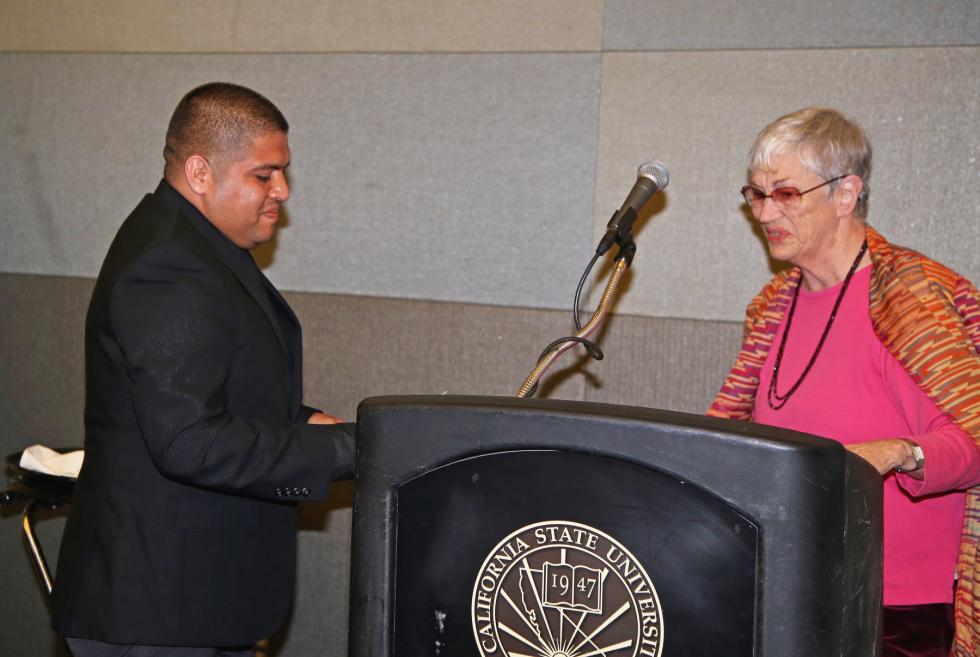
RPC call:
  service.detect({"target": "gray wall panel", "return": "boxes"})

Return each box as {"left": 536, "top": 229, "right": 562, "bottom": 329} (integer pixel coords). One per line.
{"left": 604, "top": 0, "right": 980, "bottom": 50}
{"left": 1, "top": 54, "right": 187, "bottom": 277}
{"left": 0, "top": 1, "right": 604, "bottom": 53}
{"left": 594, "top": 48, "right": 980, "bottom": 321}
{"left": 273, "top": 54, "right": 601, "bottom": 308}
{"left": 3, "top": 49, "right": 975, "bottom": 322}
{"left": 0, "top": 53, "right": 602, "bottom": 310}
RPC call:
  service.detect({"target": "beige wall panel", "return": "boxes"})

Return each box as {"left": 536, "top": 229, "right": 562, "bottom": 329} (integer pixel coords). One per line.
{"left": 594, "top": 47, "right": 980, "bottom": 322}
{"left": 579, "top": 313, "right": 743, "bottom": 413}
{"left": 0, "top": 273, "right": 87, "bottom": 657}
{"left": 0, "top": 0, "right": 603, "bottom": 53}
{"left": 284, "top": 484, "right": 355, "bottom": 657}
{"left": 1, "top": 272, "right": 741, "bottom": 655}
{"left": 0, "top": 275, "right": 88, "bottom": 448}
{"left": 288, "top": 291, "right": 588, "bottom": 417}
{"left": 278, "top": 293, "right": 594, "bottom": 656}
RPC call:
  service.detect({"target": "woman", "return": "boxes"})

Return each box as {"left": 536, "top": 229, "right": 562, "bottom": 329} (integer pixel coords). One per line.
{"left": 708, "top": 107, "right": 980, "bottom": 657}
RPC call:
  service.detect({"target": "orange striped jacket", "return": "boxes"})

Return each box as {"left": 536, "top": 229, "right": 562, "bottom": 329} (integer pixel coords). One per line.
{"left": 708, "top": 225, "right": 980, "bottom": 656}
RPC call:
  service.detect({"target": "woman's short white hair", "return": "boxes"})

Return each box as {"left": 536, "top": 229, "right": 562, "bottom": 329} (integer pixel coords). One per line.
{"left": 749, "top": 107, "right": 872, "bottom": 218}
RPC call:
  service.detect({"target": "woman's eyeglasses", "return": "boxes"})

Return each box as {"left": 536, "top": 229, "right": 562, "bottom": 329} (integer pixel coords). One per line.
{"left": 741, "top": 175, "right": 848, "bottom": 211}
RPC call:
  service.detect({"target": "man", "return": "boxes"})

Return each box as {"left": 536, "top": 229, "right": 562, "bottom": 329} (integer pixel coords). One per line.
{"left": 51, "top": 83, "right": 355, "bottom": 657}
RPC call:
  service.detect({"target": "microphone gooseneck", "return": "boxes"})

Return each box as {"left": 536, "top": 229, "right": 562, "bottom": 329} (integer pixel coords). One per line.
{"left": 518, "top": 159, "right": 669, "bottom": 397}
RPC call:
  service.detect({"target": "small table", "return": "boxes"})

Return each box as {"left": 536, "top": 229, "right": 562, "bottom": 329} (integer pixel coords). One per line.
{"left": 2, "top": 450, "right": 77, "bottom": 595}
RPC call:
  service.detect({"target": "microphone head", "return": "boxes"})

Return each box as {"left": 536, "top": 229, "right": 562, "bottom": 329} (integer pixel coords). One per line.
{"left": 637, "top": 160, "right": 669, "bottom": 191}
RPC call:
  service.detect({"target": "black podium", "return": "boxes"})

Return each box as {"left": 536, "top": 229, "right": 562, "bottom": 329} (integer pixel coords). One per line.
{"left": 349, "top": 395, "right": 882, "bottom": 657}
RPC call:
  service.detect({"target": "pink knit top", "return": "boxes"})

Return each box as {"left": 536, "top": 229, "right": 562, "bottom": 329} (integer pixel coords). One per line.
{"left": 753, "top": 265, "right": 980, "bottom": 605}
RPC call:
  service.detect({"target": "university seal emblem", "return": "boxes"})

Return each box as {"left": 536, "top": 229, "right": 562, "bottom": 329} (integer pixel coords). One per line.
{"left": 471, "top": 520, "right": 664, "bottom": 657}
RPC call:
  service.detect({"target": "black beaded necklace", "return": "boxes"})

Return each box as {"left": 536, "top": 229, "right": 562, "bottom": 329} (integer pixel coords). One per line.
{"left": 767, "top": 239, "right": 869, "bottom": 410}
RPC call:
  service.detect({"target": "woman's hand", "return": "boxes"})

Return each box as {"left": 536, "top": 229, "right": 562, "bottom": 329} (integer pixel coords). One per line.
{"left": 846, "top": 439, "right": 923, "bottom": 479}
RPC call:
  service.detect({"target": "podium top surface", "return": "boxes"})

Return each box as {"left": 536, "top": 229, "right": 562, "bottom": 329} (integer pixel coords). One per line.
{"left": 357, "top": 393, "right": 842, "bottom": 451}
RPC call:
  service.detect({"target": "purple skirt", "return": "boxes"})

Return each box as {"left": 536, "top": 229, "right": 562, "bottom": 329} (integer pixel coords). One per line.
{"left": 882, "top": 603, "right": 954, "bottom": 657}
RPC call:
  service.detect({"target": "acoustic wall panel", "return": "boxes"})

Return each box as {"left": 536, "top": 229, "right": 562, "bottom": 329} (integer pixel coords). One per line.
{"left": 579, "top": 312, "right": 743, "bottom": 412}
{"left": 3, "top": 48, "right": 975, "bottom": 321}
{"left": 272, "top": 53, "right": 603, "bottom": 308}
{"left": 594, "top": 47, "right": 980, "bottom": 321}
{"left": 0, "top": 273, "right": 740, "bottom": 452}
{"left": 0, "top": 0, "right": 604, "bottom": 53}
{"left": 604, "top": 0, "right": 980, "bottom": 51}
{"left": 0, "top": 272, "right": 743, "bottom": 656}
{"left": 0, "top": 53, "right": 604, "bottom": 310}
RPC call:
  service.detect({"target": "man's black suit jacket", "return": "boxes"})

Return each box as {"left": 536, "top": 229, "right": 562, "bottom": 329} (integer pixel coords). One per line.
{"left": 52, "top": 181, "right": 353, "bottom": 647}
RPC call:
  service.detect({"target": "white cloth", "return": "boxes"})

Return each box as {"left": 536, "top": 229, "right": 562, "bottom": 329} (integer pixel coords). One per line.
{"left": 19, "top": 444, "right": 84, "bottom": 478}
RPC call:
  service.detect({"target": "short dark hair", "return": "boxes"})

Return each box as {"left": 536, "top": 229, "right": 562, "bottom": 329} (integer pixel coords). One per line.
{"left": 163, "top": 82, "right": 289, "bottom": 179}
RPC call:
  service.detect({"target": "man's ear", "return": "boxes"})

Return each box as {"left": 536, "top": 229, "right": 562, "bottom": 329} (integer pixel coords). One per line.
{"left": 835, "top": 174, "right": 863, "bottom": 217}
{"left": 183, "top": 155, "right": 212, "bottom": 195}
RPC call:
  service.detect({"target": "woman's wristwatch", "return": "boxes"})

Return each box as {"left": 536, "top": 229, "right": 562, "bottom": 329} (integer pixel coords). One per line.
{"left": 895, "top": 441, "right": 925, "bottom": 473}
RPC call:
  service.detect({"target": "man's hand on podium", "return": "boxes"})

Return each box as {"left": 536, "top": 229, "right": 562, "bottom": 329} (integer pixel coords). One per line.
{"left": 308, "top": 411, "right": 344, "bottom": 425}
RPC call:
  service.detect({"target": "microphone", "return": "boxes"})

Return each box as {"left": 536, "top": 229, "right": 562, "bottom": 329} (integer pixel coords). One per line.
{"left": 597, "top": 160, "right": 669, "bottom": 255}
